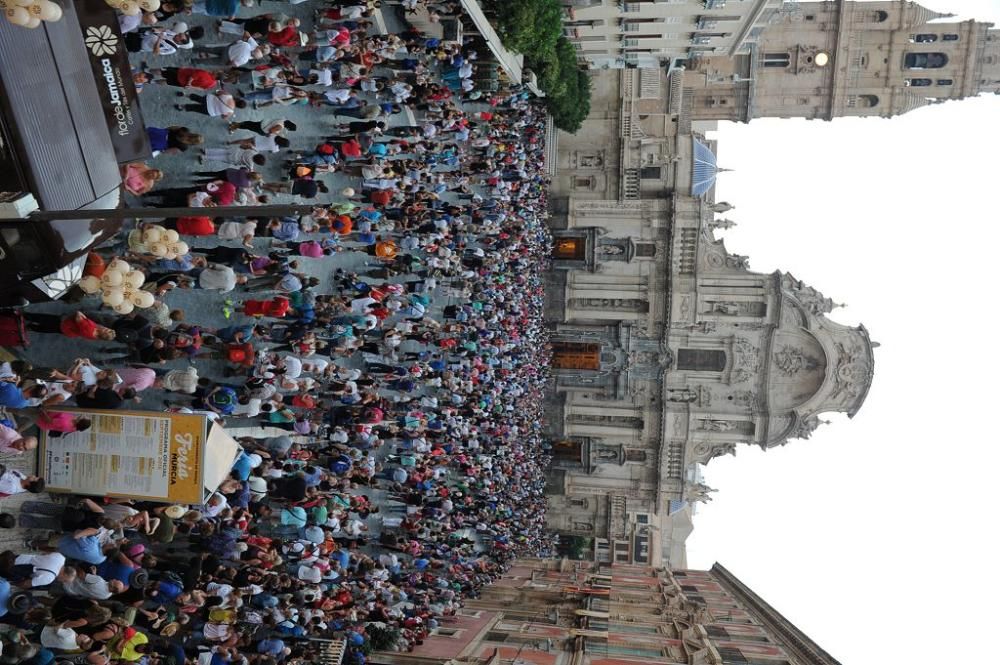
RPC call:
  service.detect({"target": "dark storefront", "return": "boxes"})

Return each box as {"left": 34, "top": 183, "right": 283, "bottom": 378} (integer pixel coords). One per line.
{"left": 0, "top": 0, "right": 148, "bottom": 302}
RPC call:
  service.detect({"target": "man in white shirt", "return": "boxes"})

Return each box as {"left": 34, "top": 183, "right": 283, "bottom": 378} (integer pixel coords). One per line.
{"left": 197, "top": 263, "right": 243, "bottom": 292}
{"left": 0, "top": 469, "right": 43, "bottom": 496}
{"left": 13, "top": 552, "right": 66, "bottom": 587}
{"left": 62, "top": 572, "right": 125, "bottom": 599}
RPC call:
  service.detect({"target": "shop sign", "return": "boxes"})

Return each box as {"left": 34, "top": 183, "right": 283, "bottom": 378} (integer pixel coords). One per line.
{"left": 74, "top": 0, "right": 150, "bottom": 162}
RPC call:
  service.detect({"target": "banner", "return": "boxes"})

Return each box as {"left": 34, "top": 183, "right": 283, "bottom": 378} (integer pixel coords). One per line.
{"left": 40, "top": 408, "right": 207, "bottom": 503}
{"left": 74, "top": 0, "right": 150, "bottom": 163}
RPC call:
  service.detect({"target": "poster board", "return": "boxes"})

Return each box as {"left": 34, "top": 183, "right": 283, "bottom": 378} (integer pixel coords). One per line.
{"left": 39, "top": 408, "right": 240, "bottom": 504}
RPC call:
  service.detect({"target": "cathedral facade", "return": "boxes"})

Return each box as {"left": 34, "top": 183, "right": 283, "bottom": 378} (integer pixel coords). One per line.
{"left": 543, "top": 0, "right": 998, "bottom": 565}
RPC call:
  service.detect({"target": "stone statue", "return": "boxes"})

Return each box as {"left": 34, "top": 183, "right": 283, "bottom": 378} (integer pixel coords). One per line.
{"left": 710, "top": 442, "right": 737, "bottom": 458}
{"left": 709, "top": 201, "right": 734, "bottom": 213}
{"left": 666, "top": 389, "right": 699, "bottom": 403}
{"left": 711, "top": 301, "right": 739, "bottom": 315}
{"left": 708, "top": 218, "right": 737, "bottom": 230}
{"left": 699, "top": 419, "right": 738, "bottom": 432}
{"left": 685, "top": 482, "right": 718, "bottom": 503}
{"left": 596, "top": 245, "right": 625, "bottom": 255}
{"left": 594, "top": 447, "right": 620, "bottom": 461}
{"left": 726, "top": 254, "right": 751, "bottom": 270}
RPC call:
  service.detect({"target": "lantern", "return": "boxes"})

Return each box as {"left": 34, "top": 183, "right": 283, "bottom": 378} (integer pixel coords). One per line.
{"left": 142, "top": 227, "right": 163, "bottom": 244}
{"left": 107, "top": 258, "right": 131, "bottom": 274}
{"left": 138, "top": 0, "right": 158, "bottom": 10}
{"left": 118, "top": 0, "right": 140, "bottom": 14}
{"left": 171, "top": 241, "right": 190, "bottom": 256}
{"left": 5, "top": 6, "right": 31, "bottom": 24}
{"left": 113, "top": 300, "right": 135, "bottom": 315}
{"left": 149, "top": 242, "right": 169, "bottom": 257}
{"left": 124, "top": 270, "right": 146, "bottom": 289}
{"left": 101, "top": 270, "right": 124, "bottom": 287}
{"left": 161, "top": 229, "right": 180, "bottom": 244}
{"left": 341, "top": 187, "right": 355, "bottom": 197}
{"left": 102, "top": 289, "right": 125, "bottom": 307}
{"left": 37, "top": 0, "right": 60, "bottom": 20}
{"left": 133, "top": 291, "right": 155, "bottom": 308}
{"left": 78, "top": 275, "right": 102, "bottom": 294}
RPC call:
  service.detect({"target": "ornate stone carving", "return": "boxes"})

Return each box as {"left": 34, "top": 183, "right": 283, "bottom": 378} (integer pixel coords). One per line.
{"left": 694, "top": 441, "right": 737, "bottom": 460}
{"left": 570, "top": 298, "right": 648, "bottom": 312}
{"left": 666, "top": 388, "right": 698, "bottom": 403}
{"left": 793, "top": 415, "right": 830, "bottom": 440}
{"left": 781, "top": 273, "right": 843, "bottom": 315}
{"left": 735, "top": 390, "right": 760, "bottom": 410}
{"left": 709, "top": 201, "right": 734, "bottom": 213}
{"left": 698, "top": 419, "right": 738, "bottom": 432}
{"left": 685, "top": 482, "right": 717, "bottom": 503}
{"left": 773, "top": 345, "right": 821, "bottom": 375}
{"left": 830, "top": 342, "right": 872, "bottom": 400}
{"left": 733, "top": 337, "right": 761, "bottom": 374}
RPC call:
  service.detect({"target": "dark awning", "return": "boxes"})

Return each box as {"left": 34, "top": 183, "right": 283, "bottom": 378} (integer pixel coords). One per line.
{"left": 0, "top": 2, "right": 124, "bottom": 212}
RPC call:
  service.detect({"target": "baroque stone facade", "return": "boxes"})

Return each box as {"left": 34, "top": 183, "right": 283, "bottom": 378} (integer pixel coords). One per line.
{"left": 542, "top": 65, "right": 875, "bottom": 567}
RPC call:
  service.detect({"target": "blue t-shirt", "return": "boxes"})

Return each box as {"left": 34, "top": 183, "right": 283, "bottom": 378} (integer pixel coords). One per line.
{"left": 147, "top": 127, "right": 170, "bottom": 152}
{"left": 58, "top": 534, "right": 106, "bottom": 565}
{"left": 96, "top": 559, "right": 134, "bottom": 585}
{"left": 0, "top": 383, "right": 27, "bottom": 408}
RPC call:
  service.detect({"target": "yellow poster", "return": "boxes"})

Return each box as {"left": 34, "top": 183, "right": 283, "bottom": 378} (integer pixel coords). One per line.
{"left": 40, "top": 408, "right": 207, "bottom": 503}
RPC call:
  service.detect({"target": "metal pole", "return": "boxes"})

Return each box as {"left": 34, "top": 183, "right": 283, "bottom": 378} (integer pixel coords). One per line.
{"left": 27, "top": 204, "right": 319, "bottom": 221}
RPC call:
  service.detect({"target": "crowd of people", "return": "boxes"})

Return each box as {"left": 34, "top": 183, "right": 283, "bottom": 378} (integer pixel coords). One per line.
{"left": 0, "top": 0, "right": 560, "bottom": 663}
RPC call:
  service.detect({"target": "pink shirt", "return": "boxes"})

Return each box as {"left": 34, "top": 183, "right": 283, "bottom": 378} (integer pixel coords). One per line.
{"left": 298, "top": 241, "right": 324, "bottom": 258}
{"left": 117, "top": 368, "right": 156, "bottom": 392}
{"left": 35, "top": 411, "right": 76, "bottom": 433}
{"left": 0, "top": 424, "right": 22, "bottom": 452}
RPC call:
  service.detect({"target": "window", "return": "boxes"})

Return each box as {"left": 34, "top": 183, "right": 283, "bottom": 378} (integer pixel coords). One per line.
{"left": 625, "top": 449, "right": 647, "bottom": 463}
{"left": 872, "top": 10, "right": 888, "bottom": 22}
{"left": 433, "top": 628, "right": 464, "bottom": 638}
{"left": 603, "top": 645, "right": 665, "bottom": 657}
{"left": 847, "top": 94, "right": 879, "bottom": 109}
{"left": 681, "top": 584, "right": 700, "bottom": 592}
{"left": 942, "top": 33, "right": 960, "bottom": 41}
{"left": 906, "top": 78, "right": 932, "bottom": 86}
{"left": 904, "top": 52, "right": 948, "bottom": 69}
{"left": 634, "top": 243, "right": 656, "bottom": 257}
{"left": 762, "top": 52, "right": 790, "bottom": 68}
{"left": 573, "top": 176, "right": 596, "bottom": 190}
{"left": 937, "top": 79, "right": 953, "bottom": 85}
{"left": 569, "top": 497, "right": 589, "bottom": 508}
{"left": 717, "top": 648, "right": 791, "bottom": 665}
{"left": 553, "top": 237, "right": 587, "bottom": 261}
{"left": 640, "top": 166, "right": 662, "bottom": 179}
{"left": 677, "top": 348, "right": 727, "bottom": 372}
{"left": 911, "top": 33, "right": 937, "bottom": 42}
{"left": 635, "top": 514, "right": 649, "bottom": 524}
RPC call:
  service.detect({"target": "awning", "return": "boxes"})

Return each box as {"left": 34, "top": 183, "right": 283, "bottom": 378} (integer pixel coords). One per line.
{"left": 0, "top": 0, "right": 147, "bottom": 212}
{"left": 691, "top": 138, "right": 718, "bottom": 197}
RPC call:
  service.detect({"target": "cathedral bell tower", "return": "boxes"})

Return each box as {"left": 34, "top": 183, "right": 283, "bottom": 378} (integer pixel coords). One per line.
{"left": 685, "top": 1, "right": 1000, "bottom": 122}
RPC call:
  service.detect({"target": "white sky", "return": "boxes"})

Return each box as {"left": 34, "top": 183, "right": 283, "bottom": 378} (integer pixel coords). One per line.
{"left": 685, "top": 3, "right": 1000, "bottom": 664}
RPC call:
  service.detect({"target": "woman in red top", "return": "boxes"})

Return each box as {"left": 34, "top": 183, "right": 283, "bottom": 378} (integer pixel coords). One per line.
{"left": 242, "top": 296, "right": 291, "bottom": 318}
{"left": 23, "top": 311, "right": 115, "bottom": 341}
{"left": 154, "top": 67, "right": 217, "bottom": 91}
{"left": 174, "top": 216, "right": 216, "bottom": 236}
{"left": 267, "top": 21, "right": 300, "bottom": 48}
{"left": 206, "top": 180, "right": 237, "bottom": 205}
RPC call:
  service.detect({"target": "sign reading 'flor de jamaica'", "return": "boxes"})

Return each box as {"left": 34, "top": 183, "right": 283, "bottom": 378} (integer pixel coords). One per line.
{"left": 75, "top": 0, "right": 150, "bottom": 163}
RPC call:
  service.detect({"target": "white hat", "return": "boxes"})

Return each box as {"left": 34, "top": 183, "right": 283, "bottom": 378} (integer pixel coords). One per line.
{"left": 248, "top": 476, "right": 268, "bottom": 499}
{"left": 172, "top": 21, "right": 188, "bottom": 33}
{"left": 248, "top": 453, "right": 263, "bottom": 468}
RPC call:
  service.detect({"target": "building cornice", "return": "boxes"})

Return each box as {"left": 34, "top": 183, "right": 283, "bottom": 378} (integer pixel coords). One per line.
{"left": 710, "top": 563, "right": 843, "bottom": 665}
